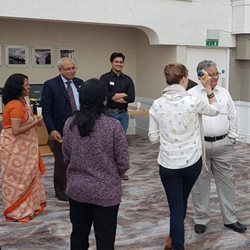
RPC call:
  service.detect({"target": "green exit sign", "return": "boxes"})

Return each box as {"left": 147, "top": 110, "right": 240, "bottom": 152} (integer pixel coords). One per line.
{"left": 206, "top": 39, "right": 219, "bottom": 47}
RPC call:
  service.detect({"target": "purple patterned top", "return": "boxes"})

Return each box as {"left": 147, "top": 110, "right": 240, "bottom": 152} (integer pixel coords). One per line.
{"left": 62, "top": 114, "right": 129, "bottom": 206}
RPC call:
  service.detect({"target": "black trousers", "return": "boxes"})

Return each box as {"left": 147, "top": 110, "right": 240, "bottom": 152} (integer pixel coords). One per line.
{"left": 48, "top": 140, "right": 67, "bottom": 196}
{"left": 69, "top": 198, "right": 119, "bottom": 250}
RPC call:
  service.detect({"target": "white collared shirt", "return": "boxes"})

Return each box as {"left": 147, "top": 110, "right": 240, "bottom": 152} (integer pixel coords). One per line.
{"left": 148, "top": 84, "right": 219, "bottom": 169}
{"left": 61, "top": 75, "right": 80, "bottom": 110}
{"left": 188, "top": 84, "right": 238, "bottom": 138}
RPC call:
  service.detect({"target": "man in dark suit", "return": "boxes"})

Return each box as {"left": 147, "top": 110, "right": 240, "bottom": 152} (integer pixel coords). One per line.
{"left": 41, "top": 57, "right": 84, "bottom": 201}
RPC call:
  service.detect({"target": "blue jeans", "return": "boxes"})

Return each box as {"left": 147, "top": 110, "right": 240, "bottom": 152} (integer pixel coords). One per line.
{"left": 159, "top": 158, "right": 202, "bottom": 250}
{"left": 106, "top": 111, "right": 129, "bottom": 133}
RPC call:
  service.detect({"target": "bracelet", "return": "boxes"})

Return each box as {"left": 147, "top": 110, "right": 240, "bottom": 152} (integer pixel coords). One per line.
{"left": 207, "top": 92, "right": 215, "bottom": 99}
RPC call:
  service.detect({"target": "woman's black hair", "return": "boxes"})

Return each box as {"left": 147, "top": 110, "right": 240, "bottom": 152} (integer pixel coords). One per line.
{"left": 2, "top": 73, "right": 28, "bottom": 104}
{"left": 70, "top": 78, "right": 107, "bottom": 137}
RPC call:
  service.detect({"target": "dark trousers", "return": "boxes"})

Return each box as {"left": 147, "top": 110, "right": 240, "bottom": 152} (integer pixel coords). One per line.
{"left": 69, "top": 198, "right": 119, "bottom": 250}
{"left": 48, "top": 140, "right": 67, "bottom": 196}
{"left": 159, "top": 158, "right": 202, "bottom": 250}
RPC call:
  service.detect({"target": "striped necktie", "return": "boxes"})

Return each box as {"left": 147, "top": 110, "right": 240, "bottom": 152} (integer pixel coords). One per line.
{"left": 66, "top": 81, "right": 77, "bottom": 111}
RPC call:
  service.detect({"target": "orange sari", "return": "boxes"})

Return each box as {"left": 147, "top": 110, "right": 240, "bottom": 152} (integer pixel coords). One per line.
{"left": 0, "top": 99, "right": 46, "bottom": 222}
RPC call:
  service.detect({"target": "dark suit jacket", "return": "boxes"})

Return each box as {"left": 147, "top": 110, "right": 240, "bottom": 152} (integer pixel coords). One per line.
{"left": 41, "top": 75, "right": 84, "bottom": 135}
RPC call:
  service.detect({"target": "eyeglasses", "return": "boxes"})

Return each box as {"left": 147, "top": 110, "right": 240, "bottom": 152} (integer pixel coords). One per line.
{"left": 62, "top": 67, "right": 77, "bottom": 72}
{"left": 208, "top": 72, "right": 220, "bottom": 78}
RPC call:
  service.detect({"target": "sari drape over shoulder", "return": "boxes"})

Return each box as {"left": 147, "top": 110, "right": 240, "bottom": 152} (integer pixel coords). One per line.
{"left": 0, "top": 100, "right": 46, "bottom": 222}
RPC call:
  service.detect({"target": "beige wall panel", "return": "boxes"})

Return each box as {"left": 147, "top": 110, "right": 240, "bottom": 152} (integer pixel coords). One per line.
{"left": 229, "top": 48, "right": 241, "bottom": 100}
{"left": 0, "top": 19, "right": 178, "bottom": 100}
{"left": 0, "top": 19, "right": 138, "bottom": 87}
{"left": 238, "top": 61, "right": 250, "bottom": 102}
{"left": 135, "top": 32, "right": 176, "bottom": 99}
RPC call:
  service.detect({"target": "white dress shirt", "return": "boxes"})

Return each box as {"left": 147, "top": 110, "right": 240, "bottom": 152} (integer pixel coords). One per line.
{"left": 148, "top": 84, "right": 219, "bottom": 169}
{"left": 188, "top": 84, "right": 238, "bottom": 138}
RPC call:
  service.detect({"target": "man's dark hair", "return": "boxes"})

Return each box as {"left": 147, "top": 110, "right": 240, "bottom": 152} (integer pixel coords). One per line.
{"left": 70, "top": 78, "right": 107, "bottom": 137}
{"left": 2, "top": 73, "right": 28, "bottom": 104}
{"left": 110, "top": 52, "right": 125, "bottom": 63}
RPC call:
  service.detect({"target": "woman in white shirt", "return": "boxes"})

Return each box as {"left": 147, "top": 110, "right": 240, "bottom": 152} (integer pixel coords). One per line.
{"left": 148, "top": 63, "right": 219, "bottom": 250}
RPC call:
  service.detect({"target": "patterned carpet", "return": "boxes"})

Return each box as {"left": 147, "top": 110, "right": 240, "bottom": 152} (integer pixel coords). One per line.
{"left": 0, "top": 135, "right": 249, "bottom": 250}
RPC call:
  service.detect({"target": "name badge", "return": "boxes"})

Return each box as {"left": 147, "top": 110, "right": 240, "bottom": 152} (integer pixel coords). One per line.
{"left": 109, "top": 81, "right": 115, "bottom": 85}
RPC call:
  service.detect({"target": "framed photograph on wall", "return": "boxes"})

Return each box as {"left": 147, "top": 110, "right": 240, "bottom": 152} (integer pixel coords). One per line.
{"left": 5, "top": 45, "right": 28, "bottom": 67}
{"left": 58, "top": 47, "right": 77, "bottom": 63}
{"left": 32, "top": 47, "right": 54, "bottom": 67}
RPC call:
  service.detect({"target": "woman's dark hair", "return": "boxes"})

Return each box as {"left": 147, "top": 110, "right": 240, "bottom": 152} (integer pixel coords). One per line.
{"left": 164, "top": 63, "right": 188, "bottom": 85}
{"left": 2, "top": 73, "right": 28, "bottom": 104}
{"left": 70, "top": 78, "right": 107, "bottom": 137}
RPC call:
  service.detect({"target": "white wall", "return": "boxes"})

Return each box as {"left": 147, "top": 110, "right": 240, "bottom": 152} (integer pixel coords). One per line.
{"left": 232, "top": 0, "right": 250, "bottom": 33}
{"left": 235, "top": 101, "right": 250, "bottom": 143}
{"left": 0, "top": 0, "right": 234, "bottom": 47}
{"left": 185, "top": 47, "right": 229, "bottom": 88}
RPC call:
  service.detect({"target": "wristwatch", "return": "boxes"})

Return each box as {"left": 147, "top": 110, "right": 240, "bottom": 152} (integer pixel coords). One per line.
{"left": 207, "top": 92, "right": 215, "bottom": 99}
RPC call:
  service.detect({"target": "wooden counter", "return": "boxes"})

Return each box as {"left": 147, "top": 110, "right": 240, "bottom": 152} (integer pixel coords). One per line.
{"left": 128, "top": 107, "right": 148, "bottom": 117}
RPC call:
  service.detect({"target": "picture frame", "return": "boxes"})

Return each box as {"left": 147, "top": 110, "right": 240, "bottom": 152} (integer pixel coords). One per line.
{"left": 58, "top": 47, "right": 77, "bottom": 63}
{"left": 32, "top": 47, "right": 54, "bottom": 67}
{"left": 5, "top": 45, "right": 28, "bottom": 67}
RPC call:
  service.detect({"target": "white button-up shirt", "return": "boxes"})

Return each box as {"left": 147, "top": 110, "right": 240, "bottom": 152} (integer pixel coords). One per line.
{"left": 188, "top": 84, "right": 238, "bottom": 138}
{"left": 148, "top": 84, "right": 219, "bottom": 169}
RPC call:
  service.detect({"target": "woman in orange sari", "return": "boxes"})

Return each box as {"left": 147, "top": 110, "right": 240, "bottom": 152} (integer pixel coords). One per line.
{"left": 0, "top": 73, "right": 46, "bottom": 222}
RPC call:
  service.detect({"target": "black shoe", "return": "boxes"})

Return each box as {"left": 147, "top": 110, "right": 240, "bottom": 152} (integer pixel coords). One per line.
{"left": 122, "top": 175, "right": 129, "bottom": 180}
{"left": 224, "top": 222, "right": 247, "bottom": 233}
{"left": 194, "top": 224, "right": 206, "bottom": 234}
{"left": 56, "top": 193, "right": 68, "bottom": 201}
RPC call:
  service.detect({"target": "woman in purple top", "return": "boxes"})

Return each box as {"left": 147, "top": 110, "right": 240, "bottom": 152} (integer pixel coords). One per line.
{"left": 62, "top": 78, "right": 129, "bottom": 250}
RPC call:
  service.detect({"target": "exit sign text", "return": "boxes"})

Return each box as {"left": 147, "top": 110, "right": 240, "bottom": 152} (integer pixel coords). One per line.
{"left": 206, "top": 39, "right": 219, "bottom": 47}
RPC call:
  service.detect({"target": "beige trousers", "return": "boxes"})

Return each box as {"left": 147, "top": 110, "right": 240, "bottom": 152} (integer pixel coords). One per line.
{"left": 191, "top": 136, "right": 237, "bottom": 225}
